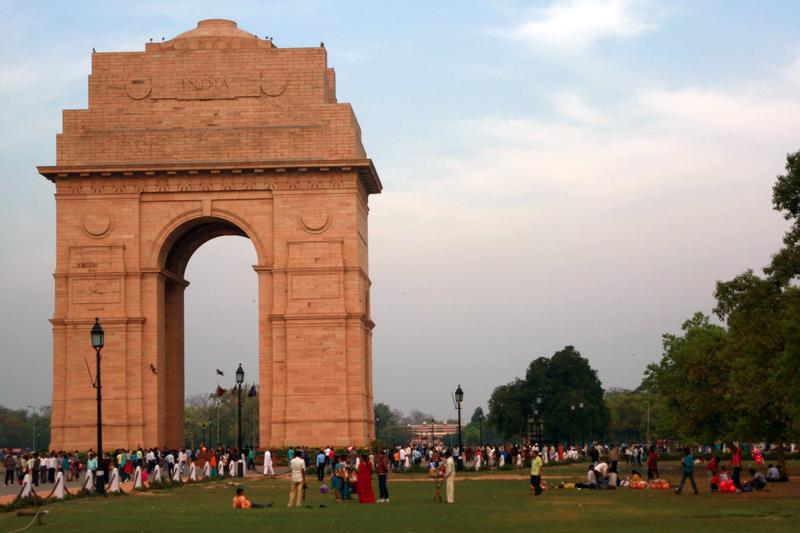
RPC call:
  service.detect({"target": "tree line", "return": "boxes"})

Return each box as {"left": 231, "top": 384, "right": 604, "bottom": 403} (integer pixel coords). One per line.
{"left": 0, "top": 406, "right": 51, "bottom": 450}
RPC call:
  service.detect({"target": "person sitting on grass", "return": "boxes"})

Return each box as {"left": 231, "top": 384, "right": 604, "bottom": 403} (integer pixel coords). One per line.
{"left": 575, "top": 464, "right": 599, "bottom": 489}
{"left": 766, "top": 464, "right": 780, "bottom": 482}
{"left": 232, "top": 487, "right": 268, "bottom": 509}
{"left": 768, "top": 464, "right": 789, "bottom": 482}
{"left": 749, "top": 469, "right": 768, "bottom": 491}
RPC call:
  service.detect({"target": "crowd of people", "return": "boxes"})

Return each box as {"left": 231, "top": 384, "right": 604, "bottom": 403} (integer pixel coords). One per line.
{"left": 2, "top": 439, "right": 792, "bottom": 508}
{"left": 0, "top": 445, "right": 262, "bottom": 490}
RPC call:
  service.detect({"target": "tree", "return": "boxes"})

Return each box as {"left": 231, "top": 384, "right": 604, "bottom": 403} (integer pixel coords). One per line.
{"left": 644, "top": 313, "right": 730, "bottom": 443}
{"left": 765, "top": 149, "right": 800, "bottom": 285}
{"left": 604, "top": 389, "right": 646, "bottom": 443}
{"left": 373, "top": 402, "right": 410, "bottom": 445}
{"left": 487, "top": 379, "right": 528, "bottom": 439}
{"left": 184, "top": 383, "right": 259, "bottom": 449}
{"left": 408, "top": 409, "right": 436, "bottom": 425}
{"left": 470, "top": 407, "right": 484, "bottom": 425}
{"left": 487, "top": 346, "right": 609, "bottom": 442}
{"left": 0, "top": 406, "right": 51, "bottom": 450}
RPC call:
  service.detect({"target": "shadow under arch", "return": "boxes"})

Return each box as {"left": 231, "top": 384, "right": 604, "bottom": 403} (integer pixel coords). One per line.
{"left": 155, "top": 215, "right": 263, "bottom": 448}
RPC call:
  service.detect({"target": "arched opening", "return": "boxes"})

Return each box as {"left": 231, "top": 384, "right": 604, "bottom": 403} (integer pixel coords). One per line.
{"left": 159, "top": 217, "right": 260, "bottom": 449}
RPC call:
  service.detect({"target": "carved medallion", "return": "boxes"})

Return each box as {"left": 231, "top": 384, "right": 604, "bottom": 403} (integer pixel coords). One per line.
{"left": 124, "top": 78, "right": 152, "bottom": 100}
{"left": 299, "top": 209, "right": 330, "bottom": 234}
{"left": 260, "top": 72, "right": 288, "bottom": 97}
{"left": 81, "top": 211, "right": 114, "bottom": 239}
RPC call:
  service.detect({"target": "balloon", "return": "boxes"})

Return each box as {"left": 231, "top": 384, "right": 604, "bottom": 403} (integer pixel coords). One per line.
{"left": 320, "top": 484, "right": 329, "bottom": 494}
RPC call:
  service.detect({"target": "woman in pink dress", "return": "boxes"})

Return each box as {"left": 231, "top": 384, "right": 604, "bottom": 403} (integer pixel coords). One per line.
{"left": 357, "top": 454, "right": 376, "bottom": 503}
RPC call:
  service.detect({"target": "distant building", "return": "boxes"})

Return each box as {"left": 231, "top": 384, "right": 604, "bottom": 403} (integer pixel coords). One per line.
{"left": 408, "top": 423, "right": 461, "bottom": 444}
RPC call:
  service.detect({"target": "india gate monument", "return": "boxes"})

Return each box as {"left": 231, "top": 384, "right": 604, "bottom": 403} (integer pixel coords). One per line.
{"left": 39, "top": 19, "right": 381, "bottom": 450}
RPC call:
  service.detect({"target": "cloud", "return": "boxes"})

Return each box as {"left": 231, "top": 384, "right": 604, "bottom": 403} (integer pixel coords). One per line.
{"left": 507, "top": 0, "right": 659, "bottom": 51}
{"left": 549, "top": 90, "right": 610, "bottom": 124}
{"left": 637, "top": 89, "right": 800, "bottom": 143}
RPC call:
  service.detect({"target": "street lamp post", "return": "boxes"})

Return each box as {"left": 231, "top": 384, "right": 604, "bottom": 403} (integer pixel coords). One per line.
{"left": 578, "top": 402, "right": 584, "bottom": 445}
{"left": 453, "top": 385, "right": 464, "bottom": 471}
{"left": 478, "top": 412, "right": 484, "bottom": 445}
{"left": 91, "top": 318, "right": 106, "bottom": 494}
{"left": 202, "top": 423, "right": 207, "bottom": 447}
{"left": 235, "top": 363, "right": 244, "bottom": 476}
{"left": 375, "top": 417, "right": 380, "bottom": 443}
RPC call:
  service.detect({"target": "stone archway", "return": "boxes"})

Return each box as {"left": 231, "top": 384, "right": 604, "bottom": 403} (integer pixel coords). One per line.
{"left": 40, "top": 19, "right": 381, "bottom": 450}
{"left": 152, "top": 215, "right": 260, "bottom": 449}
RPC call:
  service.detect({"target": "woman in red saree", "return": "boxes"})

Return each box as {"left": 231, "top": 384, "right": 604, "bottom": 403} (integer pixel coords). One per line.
{"left": 357, "top": 454, "right": 376, "bottom": 503}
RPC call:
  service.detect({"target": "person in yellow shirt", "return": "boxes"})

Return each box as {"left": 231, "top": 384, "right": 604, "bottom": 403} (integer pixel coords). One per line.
{"left": 530, "top": 450, "right": 543, "bottom": 496}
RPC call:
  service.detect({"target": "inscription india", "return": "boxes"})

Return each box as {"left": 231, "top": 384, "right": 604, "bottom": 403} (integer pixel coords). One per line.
{"left": 125, "top": 73, "right": 287, "bottom": 100}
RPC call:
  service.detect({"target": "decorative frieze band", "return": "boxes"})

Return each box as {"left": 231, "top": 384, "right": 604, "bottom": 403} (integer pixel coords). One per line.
{"left": 38, "top": 159, "right": 382, "bottom": 195}
{"left": 53, "top": 174, "right": 355, "bottom": 196}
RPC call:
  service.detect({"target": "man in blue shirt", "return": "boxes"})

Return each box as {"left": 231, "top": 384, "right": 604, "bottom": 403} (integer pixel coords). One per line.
{"left": 674, "top": 447, "right": 698, "bottom": 495}
{"left": 316, "top": 450, "right": 326, "bottom": 481}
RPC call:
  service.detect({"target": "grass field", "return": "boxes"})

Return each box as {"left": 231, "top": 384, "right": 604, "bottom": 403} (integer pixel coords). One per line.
{"left": 1, "top": 461, "right": 798, "bottom": 532}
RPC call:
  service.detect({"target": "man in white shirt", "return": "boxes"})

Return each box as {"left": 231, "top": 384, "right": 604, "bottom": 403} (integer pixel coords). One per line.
{"left": 263, "top": 450, "right": 274, "bottom": 475}
{"left": 586, "top": 464, "right": 598, "bottom": 487}
{"left": 165, "top": 452, "right": 175, "bottom": 477}
{"left": 288, "top": 450, "right": 306, "bottom": 507}
{"left": 444, "top": 451, "right": 455, "bottom": 503}
{"left": 178, "top": 449, "right": 187, "bottom": 473}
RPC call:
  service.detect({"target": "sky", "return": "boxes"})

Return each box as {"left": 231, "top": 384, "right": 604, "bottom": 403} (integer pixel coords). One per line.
{"left": 1, "top": 0, "right": 799, "bottom": 421}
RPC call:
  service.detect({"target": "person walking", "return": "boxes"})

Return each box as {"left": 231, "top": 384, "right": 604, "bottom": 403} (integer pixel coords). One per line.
{"left": 288, "top": 449, "right": 306, "bottom": 507}
{"left": 263, "top": 449, "right": 274, "bottom": 476}
{"left": 444, "top": 451, "right": 456, "bottom": 503}
{"left": 674, "top": 447, "right": 698, "bottom": 495}
{"left": 377, "top": 450, "right": 390, "bottom": 503}
{"left": 530, "top": 450, "right": 543, "bottom": 495}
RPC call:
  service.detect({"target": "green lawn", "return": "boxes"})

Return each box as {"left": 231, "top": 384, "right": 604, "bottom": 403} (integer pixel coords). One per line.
{"left": 1, "top": 461, "right": 798, "bottom": 532}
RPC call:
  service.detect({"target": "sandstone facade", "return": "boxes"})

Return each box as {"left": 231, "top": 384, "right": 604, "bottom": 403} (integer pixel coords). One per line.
{"left": 40, "top": 19, "right": 381, "bottom": 450}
